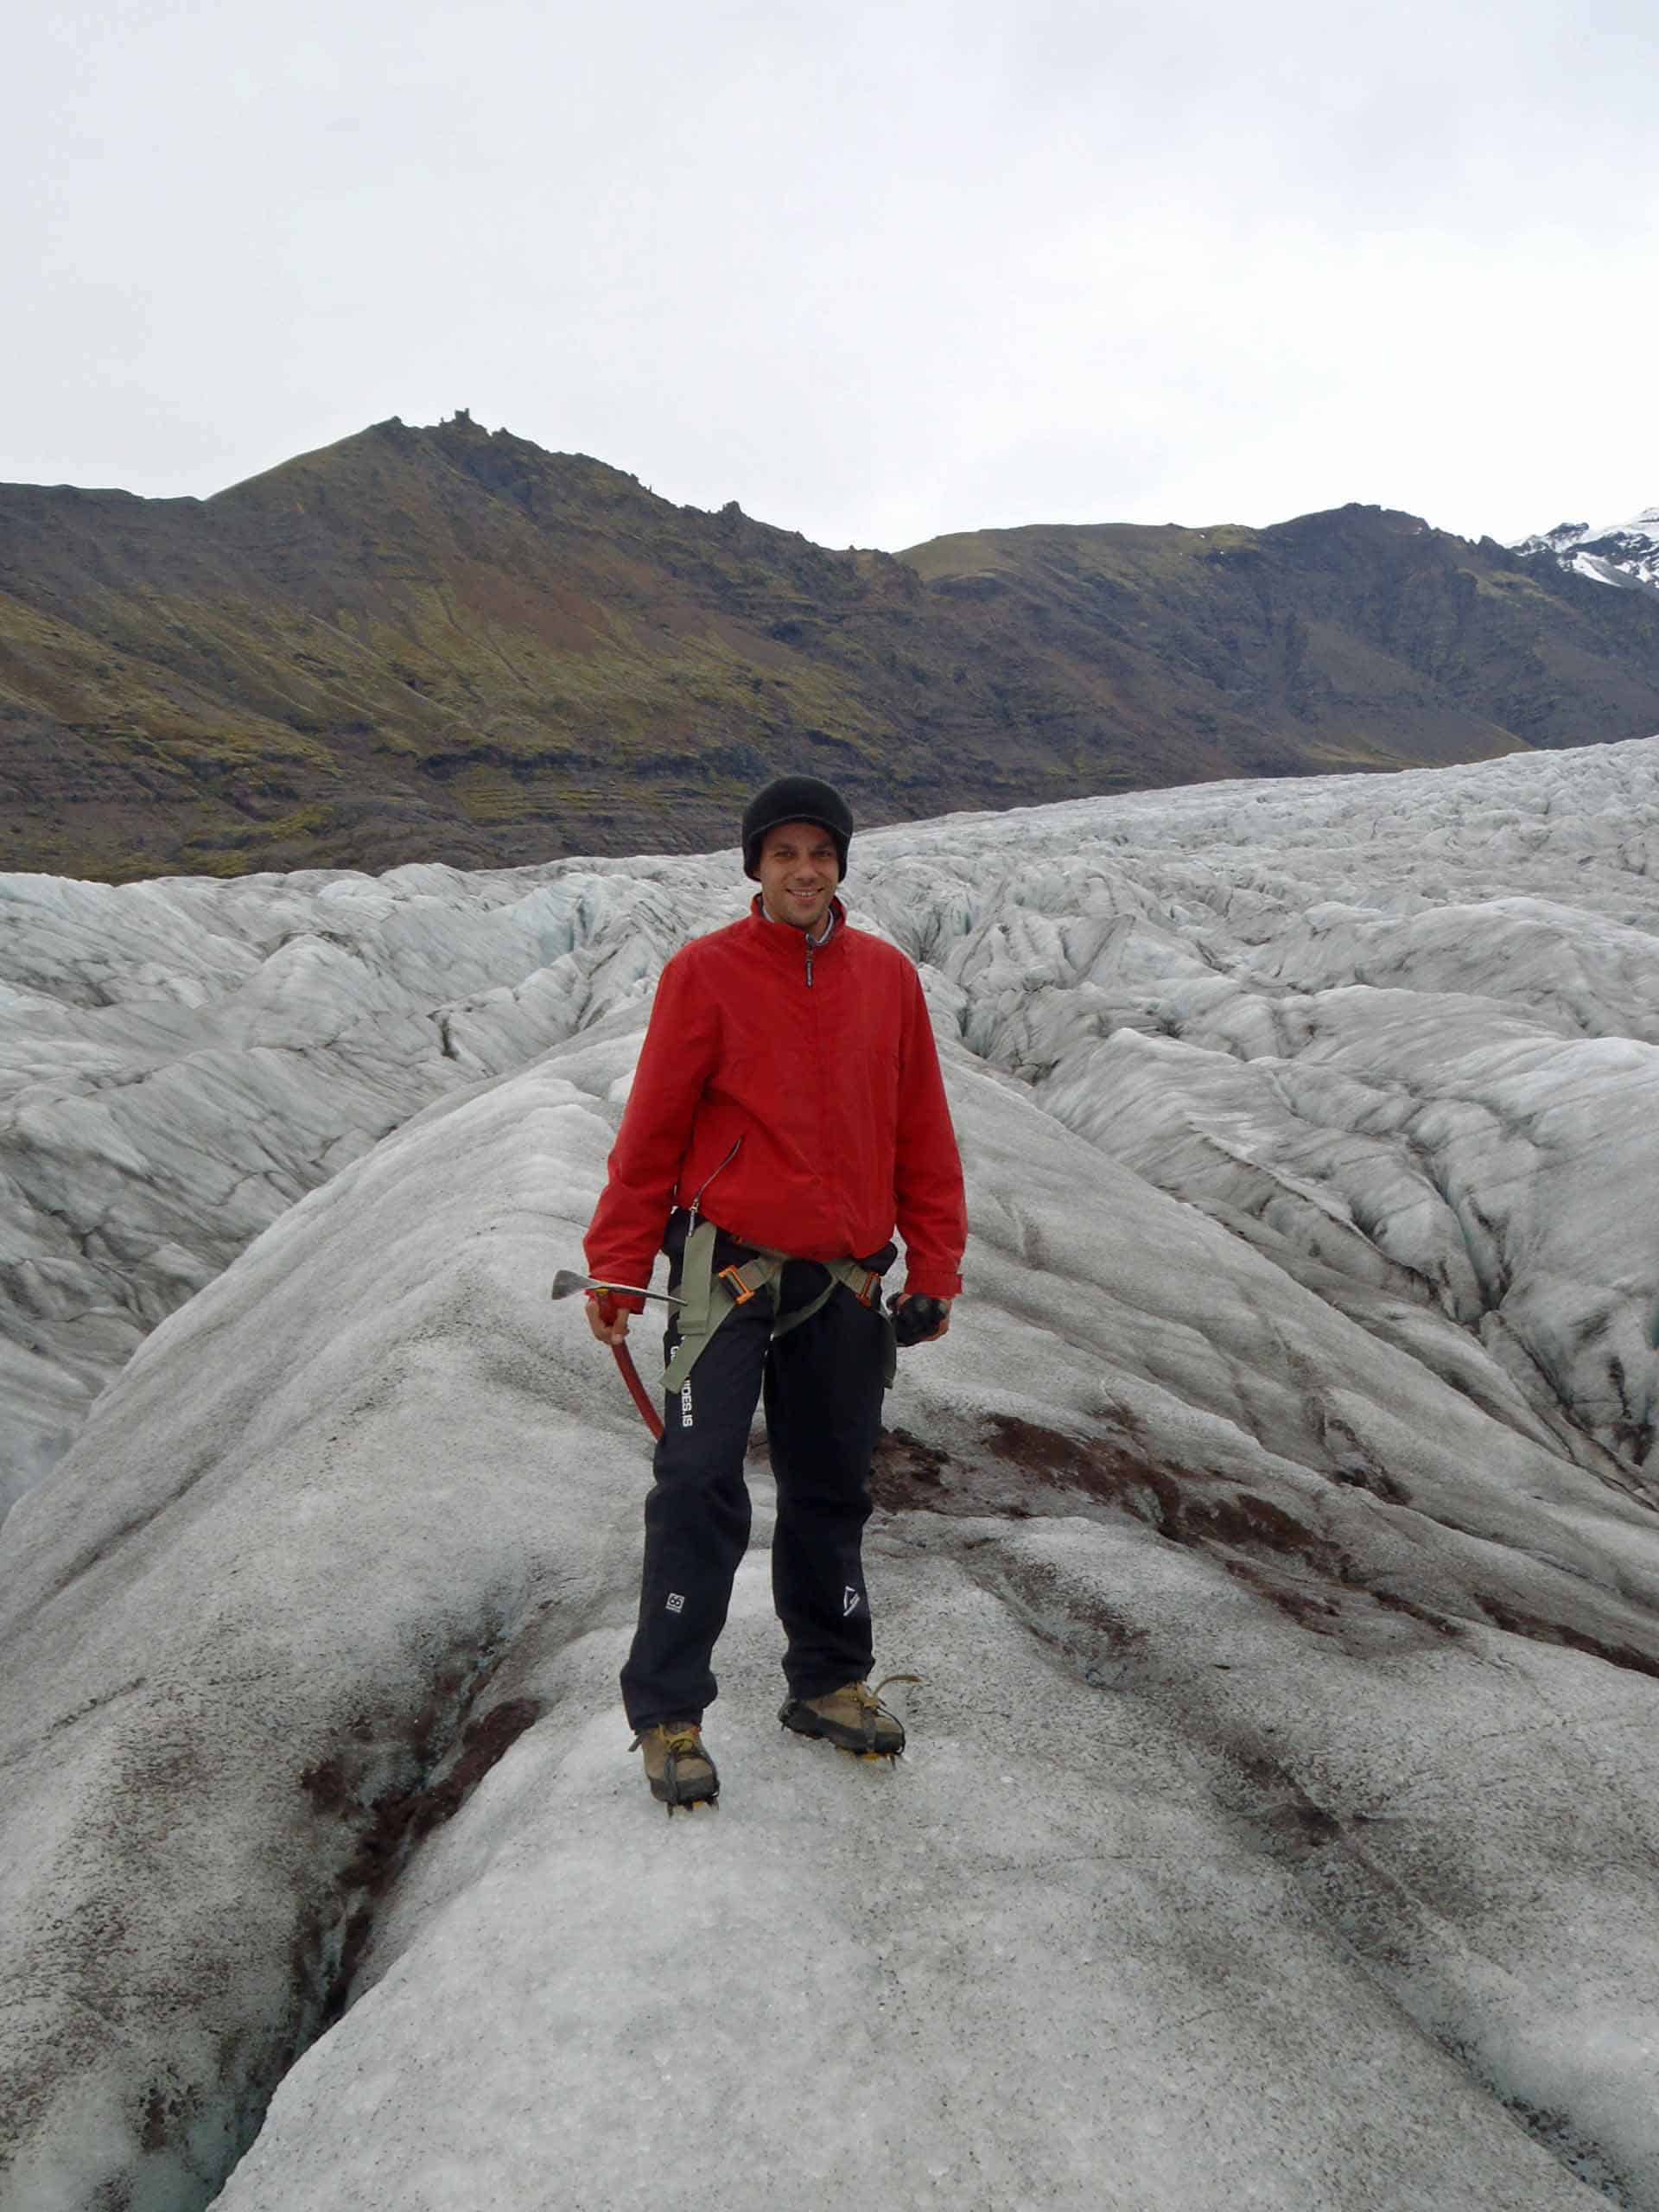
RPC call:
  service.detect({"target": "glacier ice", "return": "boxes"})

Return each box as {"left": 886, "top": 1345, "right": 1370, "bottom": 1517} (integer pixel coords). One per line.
{"left": 3, "top": 738, "right": 1659, "bottom": 2209}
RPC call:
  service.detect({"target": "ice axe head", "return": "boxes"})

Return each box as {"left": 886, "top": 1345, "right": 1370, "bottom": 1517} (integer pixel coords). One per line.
{"left": 550, "top": 1268, "right": 682, "bottom": 1306}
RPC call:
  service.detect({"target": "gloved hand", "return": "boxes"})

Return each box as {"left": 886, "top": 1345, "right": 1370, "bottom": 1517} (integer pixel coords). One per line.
{"left": 892, "top": 1294, "right": 950, "bottom": 1347}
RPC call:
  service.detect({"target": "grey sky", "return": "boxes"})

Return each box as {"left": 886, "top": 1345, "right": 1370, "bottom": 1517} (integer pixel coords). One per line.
{"left": 7, "top": 0, "right": 1656, "bottom": 549}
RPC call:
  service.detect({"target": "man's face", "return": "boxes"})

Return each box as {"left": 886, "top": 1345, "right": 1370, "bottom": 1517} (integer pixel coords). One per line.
{"left": 757, "top": 821, "right": 839, "bottom": 934}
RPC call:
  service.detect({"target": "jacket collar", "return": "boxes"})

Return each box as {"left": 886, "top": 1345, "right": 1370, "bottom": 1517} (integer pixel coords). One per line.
{"left": 747, "top": 893, "right": 847, "bottom": 959}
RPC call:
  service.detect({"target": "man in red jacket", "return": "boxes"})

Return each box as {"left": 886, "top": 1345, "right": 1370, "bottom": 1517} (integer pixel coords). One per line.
{"left": 584, "top": 774, "right": 967, "bottom": 1808}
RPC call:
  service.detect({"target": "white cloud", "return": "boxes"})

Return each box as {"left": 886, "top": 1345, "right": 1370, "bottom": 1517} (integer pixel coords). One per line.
{"left": 4, "top": 0, "right": 1656, "bottom": 543}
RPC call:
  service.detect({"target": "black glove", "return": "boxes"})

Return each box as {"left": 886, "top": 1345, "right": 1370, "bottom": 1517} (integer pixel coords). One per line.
{"left": 892, "top": 1294, "right": 947, "bottom": 1347}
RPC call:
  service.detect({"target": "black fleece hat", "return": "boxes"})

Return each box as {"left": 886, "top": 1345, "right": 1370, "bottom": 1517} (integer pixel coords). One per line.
{"left": 741, "top": 775, "right": 854, "bottom": 880}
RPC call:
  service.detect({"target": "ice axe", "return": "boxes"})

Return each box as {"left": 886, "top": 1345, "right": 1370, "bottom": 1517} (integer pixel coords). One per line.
{"left": 550, "top": 1269, "right": 683, "bottom": 1307}
{"left": 550, "top": 1269, "right": 677, "bottom": 1440}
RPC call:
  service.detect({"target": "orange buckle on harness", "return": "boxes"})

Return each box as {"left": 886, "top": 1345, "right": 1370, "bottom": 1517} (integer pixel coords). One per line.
{"left": 717, "top": 1262, "right": 761, "bottom": 1305}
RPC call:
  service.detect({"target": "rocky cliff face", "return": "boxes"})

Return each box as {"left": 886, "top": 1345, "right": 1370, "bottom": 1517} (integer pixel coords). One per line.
{"left": 6, "top": 414, "right": 1659, "bottom": 879}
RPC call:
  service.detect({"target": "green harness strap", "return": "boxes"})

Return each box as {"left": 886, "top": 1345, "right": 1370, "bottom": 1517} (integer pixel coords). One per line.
{"left": 662, "top": 1217, "right": 898, "bottom": 1396}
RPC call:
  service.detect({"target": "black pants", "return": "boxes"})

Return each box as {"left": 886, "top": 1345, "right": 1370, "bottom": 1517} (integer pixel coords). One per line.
{"left": 620, "top": 1216, "right": 893, "bottom": 1731}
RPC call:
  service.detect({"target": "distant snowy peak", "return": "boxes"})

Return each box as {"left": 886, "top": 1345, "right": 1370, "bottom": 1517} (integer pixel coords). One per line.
{"left": 1515, "top": 506, "right": 1659, "bottom": 596}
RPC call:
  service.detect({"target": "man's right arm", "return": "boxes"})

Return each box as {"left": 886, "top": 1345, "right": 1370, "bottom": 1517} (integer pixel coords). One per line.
{"left": 892, "top": 963, "right": 967, "bottom": 1302}
{"left": 583, "top": 950, "right": 720, "bottom": 1321}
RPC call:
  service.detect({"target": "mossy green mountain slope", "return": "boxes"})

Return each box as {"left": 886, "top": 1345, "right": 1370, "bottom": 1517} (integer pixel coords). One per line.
{"left": 3, "top": 414, "right": 1658, "bottom": 880}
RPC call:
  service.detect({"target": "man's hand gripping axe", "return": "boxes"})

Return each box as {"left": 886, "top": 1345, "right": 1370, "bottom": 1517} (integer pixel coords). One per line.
{"left": 551, "top": 1269, "right": 683, "bottom": 1440}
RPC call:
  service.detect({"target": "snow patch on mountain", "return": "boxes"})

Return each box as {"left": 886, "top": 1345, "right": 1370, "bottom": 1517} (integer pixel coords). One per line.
{"left": 1515, "top": 508, "right": 1659, "bottom": 596}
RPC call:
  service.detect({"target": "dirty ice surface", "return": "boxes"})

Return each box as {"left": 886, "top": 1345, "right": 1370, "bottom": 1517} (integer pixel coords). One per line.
{"left": 3, "top": 739, "right": 1659, "bottom": 2210}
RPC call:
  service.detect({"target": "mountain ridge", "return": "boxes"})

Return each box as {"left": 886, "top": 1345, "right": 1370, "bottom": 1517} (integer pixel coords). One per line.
{"left": 5, "top": 414, "right": 1659, "bottom": 880}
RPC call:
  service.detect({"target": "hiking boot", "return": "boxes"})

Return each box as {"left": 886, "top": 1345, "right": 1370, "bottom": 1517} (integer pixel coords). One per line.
{"left": 632, "top": 1719, "right": 719, "bottom": 1810}
{"left": 779, "top": 1675, "right": 915, "bottom": 1757}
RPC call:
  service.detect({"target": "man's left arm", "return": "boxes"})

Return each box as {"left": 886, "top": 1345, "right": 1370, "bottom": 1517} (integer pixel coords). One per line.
{"left": 891, "top": 965, "right": 967, "bottom": 1319}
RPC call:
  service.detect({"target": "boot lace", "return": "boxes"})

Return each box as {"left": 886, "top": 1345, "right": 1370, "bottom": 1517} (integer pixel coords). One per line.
{"left": 629, "top": 1722, "right": 706, "bottom": 1759}
{"left": 868, "top": 1673, "right": 921, "bottom": 1704}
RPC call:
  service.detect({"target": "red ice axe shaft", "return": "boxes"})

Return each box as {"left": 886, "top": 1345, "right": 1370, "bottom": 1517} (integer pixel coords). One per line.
{"left": 612, "top": 1340, "right": 664, "bottom": 1440}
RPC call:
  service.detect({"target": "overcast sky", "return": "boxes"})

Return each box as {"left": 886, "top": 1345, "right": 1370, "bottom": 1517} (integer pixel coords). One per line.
{"left": 8, "top": 0, "right": 1656, "bottom": 550}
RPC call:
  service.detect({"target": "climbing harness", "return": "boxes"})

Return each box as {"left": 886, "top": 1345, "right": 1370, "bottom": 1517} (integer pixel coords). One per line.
{"left": 662, "top": 1217, "right": 897, "bottom": 1397}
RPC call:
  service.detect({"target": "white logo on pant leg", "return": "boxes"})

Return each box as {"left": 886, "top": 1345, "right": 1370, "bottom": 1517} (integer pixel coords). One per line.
{"left": 680, "top": 1382, "right": 694, "bottom": 1427}
{"left": 842, "top": 1586, "right": 861, "bottom": 1617}
{"left": 666, "top": 1592, "right": 685, "bottom": 1614}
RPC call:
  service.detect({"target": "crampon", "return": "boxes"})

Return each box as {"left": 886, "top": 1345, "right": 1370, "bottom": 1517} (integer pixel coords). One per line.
{"left": 632, "top": 1721, "right": 720, "bottom": 1814}
{"left": 779, "top": 1674, "right": 919, "bottom": 1760}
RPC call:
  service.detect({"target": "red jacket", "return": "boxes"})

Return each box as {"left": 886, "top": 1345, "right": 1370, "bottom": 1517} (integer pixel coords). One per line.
{"left": 585, "top": 899, "right": 966, "bottom": 1306}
